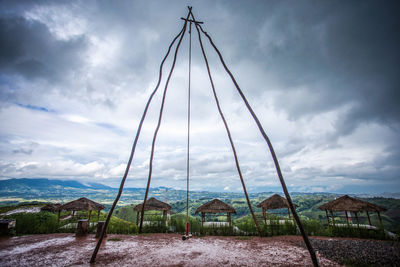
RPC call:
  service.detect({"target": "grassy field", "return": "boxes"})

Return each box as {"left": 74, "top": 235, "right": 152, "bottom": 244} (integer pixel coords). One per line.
{"left": 1, "top": 194, "right": 399, "bottom": 239}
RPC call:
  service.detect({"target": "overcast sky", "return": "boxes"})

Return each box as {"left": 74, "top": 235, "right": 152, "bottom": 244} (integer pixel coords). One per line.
{"left": 0, "top": 0, "right": 399, "bottom": 194}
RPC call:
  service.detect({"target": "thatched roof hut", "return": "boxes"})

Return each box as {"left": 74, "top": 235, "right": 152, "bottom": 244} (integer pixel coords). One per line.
{"left": 60, "top": 197, "right": 105, "bottom": 211}
{"left": 318, "top": 195, "right": 386, "bottom": 212}
{"left": 41, "top": 203, "right": 62, "bottom": 212}
{"left": 195, "top": 199, "right": 236, "bottom": 214}
{"left": 257, "top": 194, "right": 297, "bottom": 210}
{"left": 257, "top": 194, "right": 296, "bottom": 221}
{"left": 318, "top": 195, "right": 386, "bottom": 229}
{"left": 134, "top": 197, "right": 172, "bottom": 225}
{"left": 133, "top": 197, "right": 172, "bottom": 212}
{"left": 195, "top": 199, "right": 236, "bottom": 226}
{"left": 57, "top": 197, "right": 105, "bottom": 222}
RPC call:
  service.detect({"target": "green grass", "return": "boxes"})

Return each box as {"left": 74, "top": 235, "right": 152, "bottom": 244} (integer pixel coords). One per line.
{"left": 236, "top": 236, "right": 253, "bottom": 240}
{"left": 108, "top": 237, "right": 122, "bottom": 241}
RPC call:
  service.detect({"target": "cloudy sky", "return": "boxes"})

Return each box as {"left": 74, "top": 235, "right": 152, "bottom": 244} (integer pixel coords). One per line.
{"left": 0, "top": 0, "right": 399, "bottom": 194}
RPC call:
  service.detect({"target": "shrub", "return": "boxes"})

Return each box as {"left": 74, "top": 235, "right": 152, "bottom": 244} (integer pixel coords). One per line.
{"left": 170, "top": 214, "right": 202, "bottom": 235}
{"left": 301, "top": 219, "right": 328, "bottom": 236}
{"left": 170, "top": 214, "right": 186, "bottom": 233}
{"left": 200, "top": 225, "right": 234, "bottom": 236}
{"left": 5, "top": 212, "right": 58, "bottom": 235}
{"left": 261, "top": 219, "right": 297, "bottom": 237}
{"left": 4, "top": 210, "right": 138, "bottom": 235}
{"left": 329, "top": 225, "right": 387, "bottom": 240}
{"left": 142, "top": 221, "right": 168, "bottom": 233}
{"left": 235, "top": 218, "right": 257, "bottom": 235}
{"left": 107, "top": 216, "right": 138, "bottom": 234}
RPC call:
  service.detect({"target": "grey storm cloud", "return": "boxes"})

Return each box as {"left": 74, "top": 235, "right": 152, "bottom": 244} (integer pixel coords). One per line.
{"left": 230, "top": 1, "right": 400, "bottom": 134}
{"left": 0, "top": 15, "right": 87, "bottom": 82}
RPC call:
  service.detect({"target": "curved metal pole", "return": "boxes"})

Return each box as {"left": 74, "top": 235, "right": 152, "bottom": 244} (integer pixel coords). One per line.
{"left": 191, "top": 13, "right": 262, "bottom": 237}
{"left": 138, "top": 10, "right": 190, "bottom": 234}
{"left": 198, "top": 24, "right": 319, "bottom": 267}
{"left": 89, "top": 25, "right": 186, "bottom": 264}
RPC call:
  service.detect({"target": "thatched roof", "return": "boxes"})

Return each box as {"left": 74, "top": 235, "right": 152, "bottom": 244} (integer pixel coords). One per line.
{"left": 318, "top": 195, "right": 387, "bottom": 212}
{"left": 257, "top": 194, "right": 297, "bottom": 210}
{"left": 195, "top": 199, "right": 236, "bottom": 214}
{"left": 59, "top": 197, "right": 105, "bottom": 211}
{"left": 133, "top": 197, "right": 172, "bottom": 212}
{"left": 41, "top": 203, "right": 62, "bottom": 212}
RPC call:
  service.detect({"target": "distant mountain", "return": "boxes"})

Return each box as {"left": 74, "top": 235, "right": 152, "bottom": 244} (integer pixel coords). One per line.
{"left": 381, "top": 192, "right": 400, "bottom": 199}
{"left": 0, "top": 178, "right": 179, "bottom": 206}
{"left": 0, "top": 178, "right": 112, "bottom": 190}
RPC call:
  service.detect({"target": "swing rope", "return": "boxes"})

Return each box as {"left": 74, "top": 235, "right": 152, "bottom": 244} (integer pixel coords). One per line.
{"left": 138, "top": 12, "right": 190, "bottom": 234}
{"left": 185, "top": 20, "right": 192, "bottom": 236}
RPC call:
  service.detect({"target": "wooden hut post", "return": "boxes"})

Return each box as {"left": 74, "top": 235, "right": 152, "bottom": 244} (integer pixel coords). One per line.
{"left": 325, "top": 210, "right": 330, "bottom": 226}
{"left": 88, "top": 210, "right": 92, "bottom": 221}
{"left": 163, "top": 210, "right": 167, "bottom": 221}
{"left": 366, "top": 211, "right": 372, "bottom": 226}
{"left": 76, "top": 219, "right": 89, "bottom": 236}
{"left": 345, "top": 211, "right": 350, "bottom": 227}
{"left": 201, "top": 212, "right": 205, "bottom": 226}
{"left": 377, "top": 211, "right": 384, "bottom": 230}
{"left": 354, "top": 212, "right": 360, "bottom": 229}
{"left": 96, "top": 221, "right": 107, "bottom": 238}
{"left": 227, "top": 212, "right": 231, "bottom": 226}
{"left": 262, "top": 208, "right": 266, "bottom": 224}
{"left": 97, "top": 210, "right": 100, "bottom": 221}
{"left": 329, "top": 210, "right": 335, "bottom": 226}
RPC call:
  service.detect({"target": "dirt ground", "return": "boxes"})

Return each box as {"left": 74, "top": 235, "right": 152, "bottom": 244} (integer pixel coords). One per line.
{"left": 0, "top": 233, "right": 342, "bottom": 266}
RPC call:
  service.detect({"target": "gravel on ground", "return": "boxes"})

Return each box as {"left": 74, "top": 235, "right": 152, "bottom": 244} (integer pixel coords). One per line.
{"left": 0, "top": 233, "right": 341, "bottom": 267}
{"left": 0, "top": 234, "right": 398, "bottom": 266}
{"left": 310, "top": 238, "right": 400, "bottom": 266}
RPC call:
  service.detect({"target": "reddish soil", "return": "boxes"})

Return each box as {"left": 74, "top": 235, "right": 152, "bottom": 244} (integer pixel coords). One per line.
{"left": 0, "top": 234, "right": 340, "bottom": 266}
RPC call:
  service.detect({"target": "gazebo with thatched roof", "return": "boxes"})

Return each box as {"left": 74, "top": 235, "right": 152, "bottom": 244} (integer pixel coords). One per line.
{"left": 133, "top": 197, "right": 172, "bottom": 225}
{"left": 319, "top": 195, "right": 387, "bottom": 230}
{"left": 58, "top": 197, "right": 105, "bottom": 223}
{"left": 195, "top": 199, "right": 236, "bottom": 226}
{"left": 257, "top": 194, "right": 297, "bottom": 223}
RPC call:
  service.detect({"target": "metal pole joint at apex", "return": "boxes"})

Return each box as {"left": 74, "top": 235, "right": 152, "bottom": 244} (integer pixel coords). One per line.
{"left": 90, "top": 7, "right": 319, "bottom": 267}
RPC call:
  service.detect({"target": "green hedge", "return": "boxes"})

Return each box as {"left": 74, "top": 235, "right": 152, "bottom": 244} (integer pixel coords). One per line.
{"left": 329, "top": 225, "right": 386, "bottom": 239}
{"left": 4, "top": 211, "right": 138, "bottom": 235}
{"left": 5, "top": 212, "right": 58, "bottom": 235}
{"left": 2, "top": 209, "right": 392, "bottom": 240}
{"left": 170, "top": 214, "right": 233, "bottom": 236}
{"left": 107, "top": 216, "right": 138, "bottom": 234}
